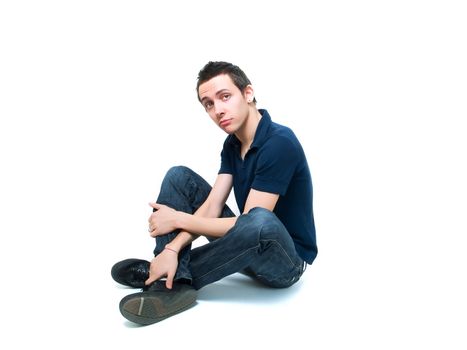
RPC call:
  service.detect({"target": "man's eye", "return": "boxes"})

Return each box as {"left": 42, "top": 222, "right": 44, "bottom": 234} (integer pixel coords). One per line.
{"left": 205, "top": 102, "right": 213, "bottom": 109}
{"left": 222, "top": 94, "right": 230, "bottom": 101}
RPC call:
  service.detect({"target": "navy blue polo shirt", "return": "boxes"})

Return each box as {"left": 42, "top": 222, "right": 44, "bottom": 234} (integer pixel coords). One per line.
{"left": 218, "top": 109, "right": 317, "bottom": 264}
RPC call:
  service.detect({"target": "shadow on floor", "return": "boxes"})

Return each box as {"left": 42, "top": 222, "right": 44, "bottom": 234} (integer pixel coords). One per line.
{"left": 197, "top": 273, "right": 304, "bottom": 304}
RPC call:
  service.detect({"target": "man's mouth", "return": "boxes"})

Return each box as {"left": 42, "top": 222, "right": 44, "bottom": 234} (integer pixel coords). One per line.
{"left": 220, "top": 119, "right": 232, "bottom": 127}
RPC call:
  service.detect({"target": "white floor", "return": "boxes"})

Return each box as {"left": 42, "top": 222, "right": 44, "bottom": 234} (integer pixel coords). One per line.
{"left": 4, "top": 220, "right": 466, "bottom": 349}
{"left": 1, "top": 1, "right": 466, "bottom": 349}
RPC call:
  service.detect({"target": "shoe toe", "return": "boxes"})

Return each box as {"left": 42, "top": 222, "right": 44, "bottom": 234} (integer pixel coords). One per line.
{"left": 111, "top": 258, "right": 150, "bottom": 288}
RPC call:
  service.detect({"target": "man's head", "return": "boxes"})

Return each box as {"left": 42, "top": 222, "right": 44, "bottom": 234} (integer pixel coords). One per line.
{"left": 196, "top": 61, "right": 257, "bottom": 135}
{"left": 196, "top": 61, "right": 257, "bottom": 104}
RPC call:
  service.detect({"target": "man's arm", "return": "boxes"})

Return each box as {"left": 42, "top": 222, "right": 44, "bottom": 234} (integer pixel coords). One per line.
{"left": 243, "top": 188, "right": 279, "bottom": 213}
{"left": 161, "top": 188, "right": 280, "bottom": 240}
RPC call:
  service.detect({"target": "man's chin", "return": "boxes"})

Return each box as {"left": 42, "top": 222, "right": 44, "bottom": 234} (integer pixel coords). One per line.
{"left": 220, "top": 126, "right": 235, "bottom": 135}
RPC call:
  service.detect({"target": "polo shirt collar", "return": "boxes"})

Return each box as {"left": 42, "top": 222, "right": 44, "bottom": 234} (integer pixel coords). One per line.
{"left": 251, "top": 109, "right": 271, "bottom": 150}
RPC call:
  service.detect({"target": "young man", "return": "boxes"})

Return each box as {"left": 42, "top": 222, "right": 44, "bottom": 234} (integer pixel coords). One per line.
{"left": 111, "top": 61, "right": 317, "bottom": 325}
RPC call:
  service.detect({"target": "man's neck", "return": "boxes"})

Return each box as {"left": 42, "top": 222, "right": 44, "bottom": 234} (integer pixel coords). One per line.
{"left": 235, "top": 108, "right": 262, "bottom": 147}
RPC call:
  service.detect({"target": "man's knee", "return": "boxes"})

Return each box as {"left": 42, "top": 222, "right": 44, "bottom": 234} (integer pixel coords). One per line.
{"left": 165, "top": 165, "right": 191, "bottom": 179}
{"left": 242, "top": 207, "right": 284, "bottom": 237}
{"left": 247, "top": 207, "right": 278, "bottom": 222}
{"left": 162, "top": 165, "right": 193, "bottom": 188}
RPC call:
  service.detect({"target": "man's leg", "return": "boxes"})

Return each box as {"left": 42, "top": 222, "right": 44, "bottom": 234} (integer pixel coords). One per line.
{"left": 117, "top": 166, "right": 236, "bottom": 324}
{"left": 189, "top": 207, "right": 305, "bottom": 290}
{"left": 111, "top": 166, "right": 233, "bottom": 288}
{"left": 152, "top": 165, "right": 234, "bottom": 282}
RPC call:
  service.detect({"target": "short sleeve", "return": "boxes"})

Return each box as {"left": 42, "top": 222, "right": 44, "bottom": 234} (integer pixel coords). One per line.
{"left": 218, "top": 140, "right": 234, "bottom": 175}
{"left": 251, "top": 136, "right": 300, "bottom": 195}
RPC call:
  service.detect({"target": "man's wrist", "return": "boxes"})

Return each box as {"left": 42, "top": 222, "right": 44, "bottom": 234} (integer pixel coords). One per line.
{"left": 166, "top": 230, "right": 196, "bottom": 254}
{"left": 176, "top": 211, "right": 189, "bottom": 232}
{"left": 164, "top": 246, "right": 179, "bottom": 254}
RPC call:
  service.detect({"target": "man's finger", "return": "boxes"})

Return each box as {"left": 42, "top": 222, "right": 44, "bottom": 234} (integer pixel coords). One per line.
{"left": 166, "top": 271, "right": 174, "bottom": 290}
{"left": 144, "top": 276, "right": 155, "bottom": 286}
{"left": 149, "top": 202, "right": 161, "bottom": 210}
{"left": 145, "top": 272, "right": 163, "bottom": 286}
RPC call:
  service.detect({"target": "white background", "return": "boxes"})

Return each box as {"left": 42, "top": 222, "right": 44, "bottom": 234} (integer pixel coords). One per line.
{"left": 1, "top": 1, "right": 466, "bottom": 349}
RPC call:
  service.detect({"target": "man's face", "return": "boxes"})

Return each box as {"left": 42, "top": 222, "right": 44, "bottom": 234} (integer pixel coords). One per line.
{"left": 198, "top": 74, "right": 251, "bottom": 134}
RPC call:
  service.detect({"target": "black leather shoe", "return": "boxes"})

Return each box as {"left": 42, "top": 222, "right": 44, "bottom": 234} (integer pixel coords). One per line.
{"left": 119, "top": 281, "right": 197, "bottom": 325}
{"left": 111, "top": 258, "right": 150, "bottom": 288}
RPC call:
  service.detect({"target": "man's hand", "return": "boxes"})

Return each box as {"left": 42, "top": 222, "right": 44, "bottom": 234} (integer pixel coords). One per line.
{"left": 148, "top": 203, "right": 179, "bottom": 237}
{"left": 145, "top": 248, "right": 178, "bottom": 289}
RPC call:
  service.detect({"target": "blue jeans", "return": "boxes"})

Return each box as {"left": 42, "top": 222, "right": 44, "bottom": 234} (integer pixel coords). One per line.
{"left": 153, "top": 166, "right": 305, "bottom": 290}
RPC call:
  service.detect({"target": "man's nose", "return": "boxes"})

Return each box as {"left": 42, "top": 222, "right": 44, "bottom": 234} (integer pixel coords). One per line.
{"left": 214, "top": 101, "right": 225, "bottom": 118}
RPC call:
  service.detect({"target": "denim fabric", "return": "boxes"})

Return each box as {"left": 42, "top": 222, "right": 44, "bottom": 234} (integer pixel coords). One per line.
{"left": 154, "top": 166, "right": 305, "bottom": 290}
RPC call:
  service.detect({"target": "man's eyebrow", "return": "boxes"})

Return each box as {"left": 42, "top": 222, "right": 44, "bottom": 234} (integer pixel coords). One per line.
{"left": 200, "top": 89, "right": 231, "bottom": 103}
{"left": 215, "top": 89, "right": 230, "bottom": 96}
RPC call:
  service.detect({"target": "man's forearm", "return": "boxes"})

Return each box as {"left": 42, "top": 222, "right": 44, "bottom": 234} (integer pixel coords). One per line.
{"left": 165, "top": 199, "right": 235, "bottom": 252}
{"left": 176, "top": 214, "right": 237, "bottom": 239}
{"left": 166, "top": 230, "right": 198, "bottom": 253}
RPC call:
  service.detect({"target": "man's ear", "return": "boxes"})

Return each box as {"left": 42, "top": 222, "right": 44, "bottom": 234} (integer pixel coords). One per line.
{"left": 244, "top": 84, "right": 255, "bottom": 103}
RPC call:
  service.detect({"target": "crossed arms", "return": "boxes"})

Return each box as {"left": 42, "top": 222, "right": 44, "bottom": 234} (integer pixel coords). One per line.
{"left": 145, "top": 173, "right": 279, "bottom": 288}
{"left": 149, "top": 173, "right": 279, "bottom": 245}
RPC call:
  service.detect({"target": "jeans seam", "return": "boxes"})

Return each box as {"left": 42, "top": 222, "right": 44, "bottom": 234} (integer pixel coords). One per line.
{"left": 260, "top": 238, "right": 298, "bottom": 269}
{"left": 192, "top": 244, "right": 260, "bottom": 284}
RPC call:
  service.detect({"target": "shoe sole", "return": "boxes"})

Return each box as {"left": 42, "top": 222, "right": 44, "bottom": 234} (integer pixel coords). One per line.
{"left": 119, "top": 288, "right": 197, "bottom": 325}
